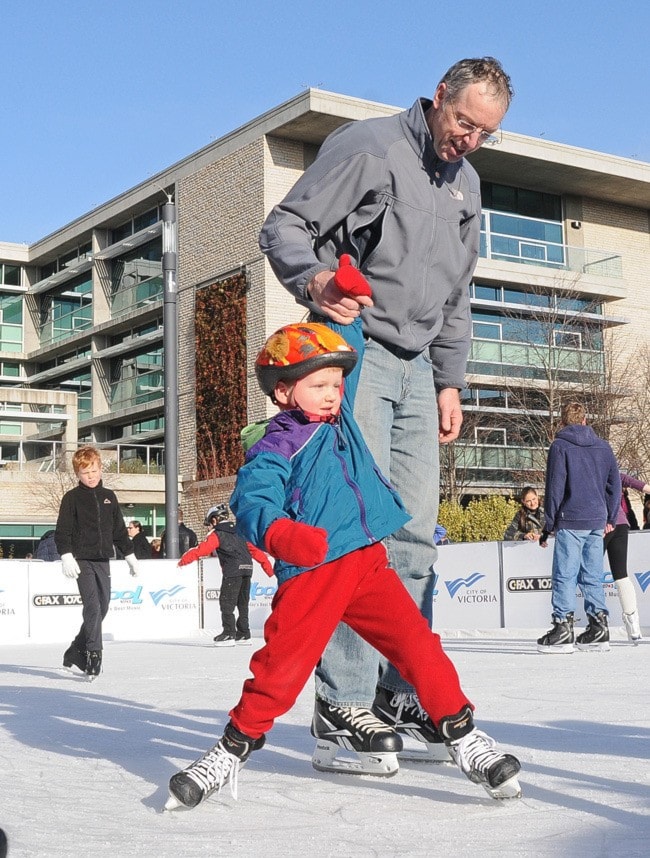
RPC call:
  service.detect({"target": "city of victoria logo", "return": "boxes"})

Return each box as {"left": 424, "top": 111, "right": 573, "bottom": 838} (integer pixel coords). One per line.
{"left": 444, "top": 573, "right": 485, "bottom": 598}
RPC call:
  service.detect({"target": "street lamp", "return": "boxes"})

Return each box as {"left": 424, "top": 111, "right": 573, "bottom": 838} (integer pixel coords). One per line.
{"left": 162, "top": 197, "right": 179, "bottom": 558}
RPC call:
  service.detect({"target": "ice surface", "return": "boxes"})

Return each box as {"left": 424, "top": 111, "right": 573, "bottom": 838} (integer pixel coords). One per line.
{"left": 0, "top": 632, "right": 648, "bottom": 857}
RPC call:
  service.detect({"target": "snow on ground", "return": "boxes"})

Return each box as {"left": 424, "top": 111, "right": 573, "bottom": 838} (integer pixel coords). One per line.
{"left": 0, "top": 631, "right": 648, "bottom": 858}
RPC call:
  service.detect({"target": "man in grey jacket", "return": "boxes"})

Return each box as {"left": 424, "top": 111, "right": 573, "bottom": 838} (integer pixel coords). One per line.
{"left": 259, "top": 57, "right": 513, "bottom": 774}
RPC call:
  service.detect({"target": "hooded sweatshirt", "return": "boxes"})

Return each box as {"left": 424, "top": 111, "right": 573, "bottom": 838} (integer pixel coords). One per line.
{"left": 543, "top": 424, "right": 621, "bottom": 533}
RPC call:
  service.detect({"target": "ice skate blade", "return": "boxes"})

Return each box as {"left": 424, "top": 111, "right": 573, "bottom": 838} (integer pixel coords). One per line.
{"left": 575, "top": 642, "right": 610, "bottom": 652}
{"left": 312, "top": 740, "right": 398, "bottom": 777}
{"left": 398, "top": 743, "right": 452, "bottom": 764}
{"left": 483, "top": 775, "right": 522, "bottom": 800}
{"left": 536, "top": 643, "right": 575, "bottom": 654}
{"left": 164, "top": 793, "right": 185, "bottom": 812}
{"left": 62, "top": 665, "right": 85, "bottom": 676}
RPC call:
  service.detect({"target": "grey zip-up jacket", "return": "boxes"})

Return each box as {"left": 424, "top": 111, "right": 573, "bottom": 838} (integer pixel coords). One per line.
{"left": 259, "top": 98, "right": 481, "bottom": 389}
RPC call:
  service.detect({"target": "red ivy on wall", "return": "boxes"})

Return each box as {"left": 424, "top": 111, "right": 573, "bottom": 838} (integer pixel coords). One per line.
{"left": 194, "top": 273, "right": 247, "bottom": 480}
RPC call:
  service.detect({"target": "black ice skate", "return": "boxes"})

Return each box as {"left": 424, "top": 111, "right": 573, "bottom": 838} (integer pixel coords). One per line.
{"left": 311, "top": 696, "right": 403, "bottom": 776}
{"left": 622, "top": 610, "right": 642, "bottom": 644}
{"left": 62, "top": 643, "right": 87, "bottom": 674}
{"left": 165, "top": 722, "right": 265, "bottom": 811}
{"left": 372, "top": 687, "right": 451, "bottom": 762}
{"left": 536, "top": 614, "right": 575, "bottom": 654}
{"left": 85, "top": 650, "right": 102, "bottom": 680}
{"left": 235, "top": 631, "right": 252, "bottom": 646}
{"left": 439, "top": 705, "right": 522, "bottom": 800}
{"left": 576, "top": 611, "right": 610, "bottom": 652}
{"left": 213, "top": 631, "right": 236, "bottom": 647}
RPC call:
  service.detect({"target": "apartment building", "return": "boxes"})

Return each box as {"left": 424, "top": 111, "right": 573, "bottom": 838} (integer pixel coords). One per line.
{"left": 1, "top": 89, "right": 649, "bottom": 553}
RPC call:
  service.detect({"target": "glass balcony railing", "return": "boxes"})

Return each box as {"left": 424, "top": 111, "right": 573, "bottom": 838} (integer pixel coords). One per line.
{"left": 110, "top": 369, "right": 164, "bottom": 410}
{"left": 468, "top": 337, "right": 604, "bottom": 381}
{"left": 0, "top": 439, "right": 164, "bottom": 474}
{"left": 40, "top": 306, "right": 93, "bottom": 347}
{"left": 111, "top": 275, "right": 163, "bottom": 318}
{"left": 453, "top": 443, "right": 548, "bottom": 473}
{"left": 480, "top": 210, "right": 623, "bottom": 278}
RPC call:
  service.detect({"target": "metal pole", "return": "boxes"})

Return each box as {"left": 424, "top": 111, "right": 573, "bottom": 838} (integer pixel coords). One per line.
{"left": 162, "top": 200, "right": 179, "bottom": 558}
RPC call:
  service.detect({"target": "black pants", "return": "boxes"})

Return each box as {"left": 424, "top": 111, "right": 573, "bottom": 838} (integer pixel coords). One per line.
{"left": 72, "top": 559, "right": 111, "bottom": 652}
{"left": 219, "top": 575, "right": 252, "bottom": 636}
{"left": 603, "top": 523, "right": 628, "bottom": 581}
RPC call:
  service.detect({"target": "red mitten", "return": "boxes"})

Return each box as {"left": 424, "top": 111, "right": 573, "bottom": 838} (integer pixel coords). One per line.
{"left": 264, "top": 518, "right": 329, "bottom": 567}
{"left": 333, "top": 253, "right": 373, "bottom": 298}
{"left": 178, "top": 531, "right": 220, "bottom": 566}
{"left": 247, "top": 542, "right": 275, "bottom": 577}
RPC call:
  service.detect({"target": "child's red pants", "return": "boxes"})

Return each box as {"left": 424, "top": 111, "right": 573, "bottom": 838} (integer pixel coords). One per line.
{"left": 230, "top": 542, "right": 471, "bottom": 738}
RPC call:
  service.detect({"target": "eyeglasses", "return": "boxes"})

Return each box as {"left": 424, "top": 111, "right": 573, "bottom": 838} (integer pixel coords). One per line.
{"left": 446, "top": 102, "right": 501, "bottom": 146}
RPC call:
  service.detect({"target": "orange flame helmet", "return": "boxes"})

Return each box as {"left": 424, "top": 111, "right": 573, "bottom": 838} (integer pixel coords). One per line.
{"left": 255, "top": 323, "right": 358, "bottom": 396}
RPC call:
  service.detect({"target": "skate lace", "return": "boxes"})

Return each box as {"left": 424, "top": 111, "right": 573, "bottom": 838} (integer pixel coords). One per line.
{"left": 338, "top": 706, "right": 395, "bottom": 735}
{"left": 388, "top": 692, "right": 427, "bottom": 723}
{"left": 452, "top": 729, "right": 503, "bottom": 776}
{"left": 185, "top": 742, "right": 241, "bottom": 799}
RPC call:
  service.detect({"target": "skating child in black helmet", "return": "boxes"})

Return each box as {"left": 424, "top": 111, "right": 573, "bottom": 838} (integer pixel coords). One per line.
{"left": 164, "top": 261, "right": 521, "bottom": 811}
{"left": 178, "top": 503, "right": 274, "bottom": 645}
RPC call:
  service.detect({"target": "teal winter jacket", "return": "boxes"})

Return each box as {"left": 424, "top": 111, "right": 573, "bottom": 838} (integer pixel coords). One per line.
{"left": 230, "top": 321, "right": 409, "bottom": 584}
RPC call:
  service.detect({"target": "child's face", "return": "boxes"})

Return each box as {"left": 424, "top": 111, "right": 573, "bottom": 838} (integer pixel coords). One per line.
{"left": 276, "top": 366, "right": 344, "bottom": 417}
{"left": 77, "top": 459, "right": 102, "bottom": 488}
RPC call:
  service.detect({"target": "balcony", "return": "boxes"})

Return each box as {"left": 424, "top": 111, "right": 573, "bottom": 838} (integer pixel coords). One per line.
{"left": 480, "top": 210, "right": 622, "bottom": 278}
{"left": 468, "top": 337, "right": 604, "bottom": 382}
{"left": 110, "top": 368, "right": 164, "bottom": 411}
{"left": 0, "top": 439, "right": 164, "bottom": 474}
{"left": 111, "top": 274, "right": 163, "bottom": 319}
{"left": 40, "top": 305, "right": 93, "bottom": 348}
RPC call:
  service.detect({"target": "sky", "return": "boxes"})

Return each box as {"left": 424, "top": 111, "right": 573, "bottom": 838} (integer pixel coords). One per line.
{"left": 1, "top": 633, "right": 648, "bottom": 857}
{"left": 3, "top": 0, "right": 649, "bottom": 245}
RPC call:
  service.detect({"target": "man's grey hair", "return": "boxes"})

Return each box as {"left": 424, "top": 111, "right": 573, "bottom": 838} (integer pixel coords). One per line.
{"left": 440, "top": 57, "right": 514, "bottom": 109}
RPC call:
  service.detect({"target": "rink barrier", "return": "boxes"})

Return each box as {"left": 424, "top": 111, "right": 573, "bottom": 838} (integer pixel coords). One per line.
{"left": 1, "top": 533, "right": 649, "bottom": 643}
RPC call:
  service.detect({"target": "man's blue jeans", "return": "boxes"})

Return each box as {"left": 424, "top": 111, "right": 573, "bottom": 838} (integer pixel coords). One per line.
{"left": 315, "top": 338, "right": 439, "bottom": 706}
{"left": 551, "top": 528, "right": 608, "bottom": 620}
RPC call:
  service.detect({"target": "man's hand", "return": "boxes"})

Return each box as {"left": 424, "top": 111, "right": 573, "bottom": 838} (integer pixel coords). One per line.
{"left": 539, "top": 530, "right": 550, "bottom": 548}
{"left": 438, "top": 388, "right": 462, "bottom": 444}
{"left": 308, "top": 269, "right": 373, "bottom": 325}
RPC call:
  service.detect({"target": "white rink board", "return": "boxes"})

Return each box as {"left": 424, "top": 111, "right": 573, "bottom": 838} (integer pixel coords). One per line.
{"left": 24, "top": 559, "right": 199, "bottom": 643}
{"left": 0, "top": 560, "right": 30, "bottom": 642}
{"left": 432, "top": 541, "right": 502, "bottom": 629}
{"left": 3, "top": 532, "right": 649, "bottom": 644}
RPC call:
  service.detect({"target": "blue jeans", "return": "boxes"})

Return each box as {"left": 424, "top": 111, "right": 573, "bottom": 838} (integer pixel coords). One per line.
{"left": 315, "top": 338, "right": 439, "bottom": 706}
{"left": 551, "top": 528, "right": 608, "bottom": 620}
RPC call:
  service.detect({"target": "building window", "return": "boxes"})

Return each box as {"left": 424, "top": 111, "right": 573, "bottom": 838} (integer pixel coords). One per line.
{"left": 475, "top": 427, "right": 507, "bottom": 446}
{"left": 111, "top": 206, "right": 160, "bottom": 244}
{"left": 111, "top": 238, "right": 163, "bottom": 316}
{"left": 38, "top": 242, "right": 92, "bottom": 280}
{"left": 110, "top": 347, "right": 164, "bottom": 410}
{"left": 0, "top": 264, "right": 21, "bottom": 286}
{"left": 0, "top": 293, "right": 23, "bottom": 352}
{"left": 473, "top": 320, "right": 502, "bottom": 340}
{"left": 41, "top": 275, "right": 92, "bottom": 346}
{"left": 554, "top": 330, "right": 582, "bottom": 349}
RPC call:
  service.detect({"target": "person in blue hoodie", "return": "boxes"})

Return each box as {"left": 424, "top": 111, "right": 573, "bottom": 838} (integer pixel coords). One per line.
{"left": 164, "top": 311, "right": 521, "bottom": 812}
{"left": 537, "top": 402, "right": 621, "bottom": 654}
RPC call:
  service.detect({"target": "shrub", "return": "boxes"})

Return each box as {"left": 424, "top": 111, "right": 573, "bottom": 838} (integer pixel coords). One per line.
{"left": 438, "top": 496, "right": 519, "bottom": 543}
